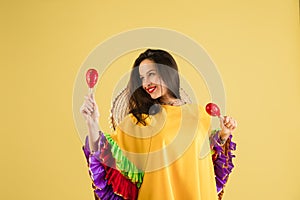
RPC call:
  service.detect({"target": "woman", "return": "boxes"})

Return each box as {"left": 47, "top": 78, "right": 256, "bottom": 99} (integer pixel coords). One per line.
{"left": 81, "top": 49, "right": 237, "bottom": 200}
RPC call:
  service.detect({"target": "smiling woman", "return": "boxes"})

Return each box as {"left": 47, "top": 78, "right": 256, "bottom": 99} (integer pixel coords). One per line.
{"left": 80, "top": 49, "right": 237, "bottom": 200}
{"left": 128, "top": 49, "right": 183, "bottom": 125}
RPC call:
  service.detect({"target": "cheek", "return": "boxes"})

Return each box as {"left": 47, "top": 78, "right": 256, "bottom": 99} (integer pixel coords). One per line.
{"left": 142, "top": 81, "right": 147, "bottom": 89}
{"left": 161, "top": 86, "right": 168, "bottom": 95}
{"left": 159, "top": 79, "right": 167, "bottom": 87}
{"left": 151, "top": 76, "right": 162, "bottom": 84}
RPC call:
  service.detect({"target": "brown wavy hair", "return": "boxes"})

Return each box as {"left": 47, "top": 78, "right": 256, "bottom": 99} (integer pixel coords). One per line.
{"left": 127, "top": 49, "right": 180, "bottom": 125}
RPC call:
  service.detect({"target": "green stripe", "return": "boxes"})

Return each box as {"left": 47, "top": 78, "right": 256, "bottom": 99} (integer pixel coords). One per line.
{"left": 104, "top": 133, "right": 144, "bottom": 188}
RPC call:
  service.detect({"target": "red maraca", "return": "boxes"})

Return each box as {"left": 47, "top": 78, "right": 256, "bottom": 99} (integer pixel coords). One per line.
{"left": 86, "top": 68, "right": 98, "bottom": 93}
{"left": 205, "top": 102, "right": 223, "bottom": 119}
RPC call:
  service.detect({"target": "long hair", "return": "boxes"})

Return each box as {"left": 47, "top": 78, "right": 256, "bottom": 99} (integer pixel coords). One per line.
{"left": 127, "top": 49, "right": 180, "bottom": 125}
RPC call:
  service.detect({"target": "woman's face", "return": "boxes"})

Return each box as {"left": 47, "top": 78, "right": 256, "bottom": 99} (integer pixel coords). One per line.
{"left": 139, "top": 59, "right": 168, "bottom": 100}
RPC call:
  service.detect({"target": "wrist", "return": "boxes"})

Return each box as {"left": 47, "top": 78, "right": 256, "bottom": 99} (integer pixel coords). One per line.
{"left": 218, "top": 130, "right": 230, "bottom": 145}
{"left": 218, "top": 136, "right": 226, "bottom": 145}
{"left": 87, "top": 119, "right": 99, "bottom": 130}
{"left": 86, "top": 116, "right": 99, "bottom": 125}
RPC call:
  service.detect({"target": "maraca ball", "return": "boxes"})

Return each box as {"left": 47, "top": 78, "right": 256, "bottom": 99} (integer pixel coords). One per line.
{"left": 205, "top": 103, "right": 220, "bottom": 117}
{"left": 86, "top": 69, "right": 98, "bottom": 88}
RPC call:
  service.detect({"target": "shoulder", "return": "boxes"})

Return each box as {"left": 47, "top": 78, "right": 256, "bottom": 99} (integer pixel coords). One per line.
{"left": 183, "top": 104, "right": 211, "bottom": 130}
{"left": 181, "top": 104, "right": 210, "bottom": 119}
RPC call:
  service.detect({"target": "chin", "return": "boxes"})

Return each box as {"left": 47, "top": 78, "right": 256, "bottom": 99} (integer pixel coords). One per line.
{"left": 149, "top": 92, "right": 161, "bottom": 100}
{"left": 150, "top": 94, "right": 160, "bottom": 100}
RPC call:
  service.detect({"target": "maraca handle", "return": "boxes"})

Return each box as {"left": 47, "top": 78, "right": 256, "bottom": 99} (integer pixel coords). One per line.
{"left": 89, "top": 88, "right": 93, "bottom": 95}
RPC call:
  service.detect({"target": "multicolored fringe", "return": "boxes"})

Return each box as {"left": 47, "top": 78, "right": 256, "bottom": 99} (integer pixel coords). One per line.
{"left": 210, "top": 130, "right": 236, "bottom": 200}
{"left": 83, "top": 130, "right": 236, "bottom": 200}
{"left": 83, "top": 132, "right": 144, "bottom": 200}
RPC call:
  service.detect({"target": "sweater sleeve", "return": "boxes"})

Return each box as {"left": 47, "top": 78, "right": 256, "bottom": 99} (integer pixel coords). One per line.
{"left": 82, "top": 131, "right": 144, "bottom": 200}
{"left": 210, "top": 130, "right": 236, "bottom": 200}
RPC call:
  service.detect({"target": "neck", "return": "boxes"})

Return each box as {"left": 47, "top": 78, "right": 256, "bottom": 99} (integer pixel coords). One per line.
{"left": 159, "top": 94, "right": 176, "bottom": 104}
{"left": 160, "top": 96, "right": 185, "bottom": 106}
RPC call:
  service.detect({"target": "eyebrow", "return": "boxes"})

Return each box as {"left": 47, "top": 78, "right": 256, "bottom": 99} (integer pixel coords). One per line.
{"left": 140, "top": 69, "right": 156, "bottom": 77}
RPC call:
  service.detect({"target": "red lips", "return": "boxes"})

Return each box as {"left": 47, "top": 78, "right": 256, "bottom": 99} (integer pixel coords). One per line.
{"left": 146, "top": 86, "right": 156, "bottom": 94}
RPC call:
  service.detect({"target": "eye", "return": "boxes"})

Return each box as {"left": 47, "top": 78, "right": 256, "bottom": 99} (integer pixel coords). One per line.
{"left": 140, "top": 76, "right": 144, "bottom": 81}
{"left": 149, "top": 72, "right": 156, "bottom": 76}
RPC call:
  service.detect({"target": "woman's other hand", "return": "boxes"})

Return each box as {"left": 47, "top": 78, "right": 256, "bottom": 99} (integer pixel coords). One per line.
{"left": 219, "top": 116, "right": 237, "bottom": 143}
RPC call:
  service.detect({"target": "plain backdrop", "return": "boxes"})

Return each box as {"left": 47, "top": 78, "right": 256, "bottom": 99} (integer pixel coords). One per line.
{"left": 0, "top": 1, "right": 299, "bottom": 199}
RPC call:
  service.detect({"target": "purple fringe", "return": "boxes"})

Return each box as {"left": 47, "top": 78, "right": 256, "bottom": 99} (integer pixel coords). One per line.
{"left": 211, "top": 133, "right": 236, "bottom": 193}
{"left": 83, "top": 136, "right": 123, "bottom": 200}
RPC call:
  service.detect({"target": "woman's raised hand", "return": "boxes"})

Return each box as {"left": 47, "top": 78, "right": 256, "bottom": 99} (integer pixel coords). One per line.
{"left": 219, "top": 116, "right": 237, "bottom": 142}
{"left": 80, "top": 93, "right": 100, "bottom": 125}
{"left": 80, "top": 93, "right": 100, "bottom": 152}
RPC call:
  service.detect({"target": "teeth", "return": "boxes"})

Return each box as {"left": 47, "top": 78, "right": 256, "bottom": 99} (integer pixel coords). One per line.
{"left": 148, "top": 87, "right": 155, "bottom": 93}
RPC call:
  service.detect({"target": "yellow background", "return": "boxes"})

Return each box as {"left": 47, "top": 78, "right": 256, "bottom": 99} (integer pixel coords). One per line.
{"left": 1, "top": 0, "right": 299, "bottom": 199}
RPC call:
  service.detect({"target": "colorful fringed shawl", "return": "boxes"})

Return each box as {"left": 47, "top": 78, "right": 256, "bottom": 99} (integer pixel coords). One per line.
{"left": 83, "top": 105, "right": 236, "bottom": 200}
{"left": 83, "top": 132, "right": 236, "bottom": 200}
{"left": 83, "top": 133, "right": 144, "bottom": 200}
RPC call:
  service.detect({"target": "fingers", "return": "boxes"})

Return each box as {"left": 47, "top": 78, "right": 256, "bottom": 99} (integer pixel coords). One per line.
{"left": 222, "top": 116, "right": 237, "bottom": 131}
{"left": 80, "top": 93, "right": 100, "bottom": 120}
{"left": 80, "top": 103, "right": 92, "bottom": 116}
{"left": 80, "top": 95, "right": 96, "bottom": 115}
{"left": 84, "top": 96, "right": 94, "bottom": 111}
{"left": 90, "top": 93, "right": 99, "bottom": 110}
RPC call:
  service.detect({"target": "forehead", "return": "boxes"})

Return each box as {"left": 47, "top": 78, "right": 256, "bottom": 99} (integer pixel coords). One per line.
{"left": 139, "top": 59, "right": 157, "bottom": 76}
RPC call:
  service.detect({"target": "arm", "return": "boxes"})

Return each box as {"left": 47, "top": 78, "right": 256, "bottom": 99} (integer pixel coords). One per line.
{"left": 80, "top": 94, "right": 143, "bottom": 200}
{"left": 80, "top": 93, "right": 100, "bottom": 152}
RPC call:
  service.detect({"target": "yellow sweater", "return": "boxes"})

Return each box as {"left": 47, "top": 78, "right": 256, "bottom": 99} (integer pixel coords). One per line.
{"left": 110, "top": 104, "right": 218, "bottom": 200}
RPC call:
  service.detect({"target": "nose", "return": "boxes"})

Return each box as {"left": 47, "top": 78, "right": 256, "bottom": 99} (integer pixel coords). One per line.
{"left": 143, "top": 77, "right": 151, "bottom": 87}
